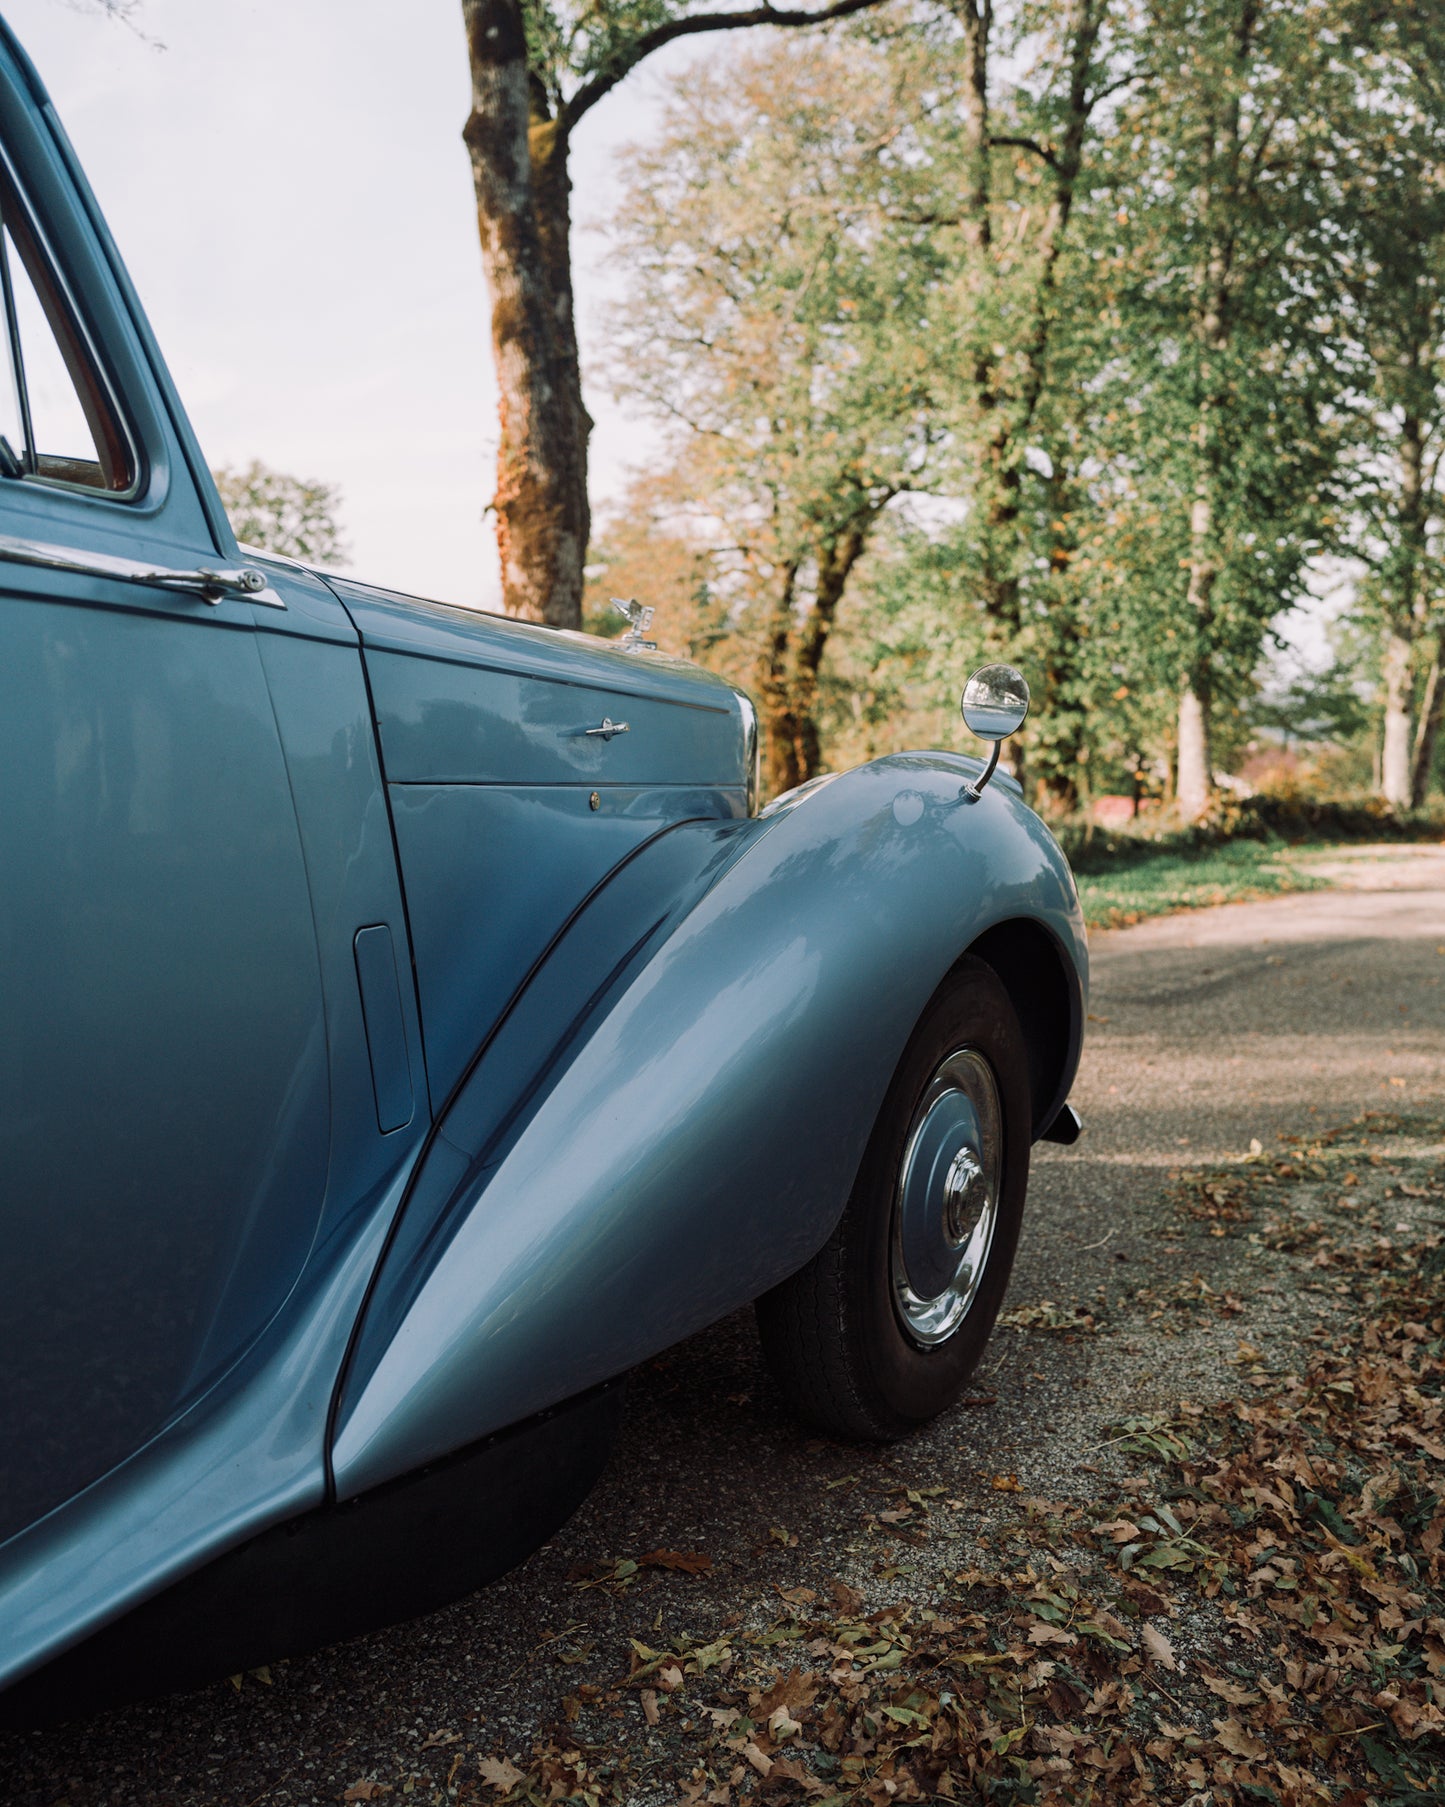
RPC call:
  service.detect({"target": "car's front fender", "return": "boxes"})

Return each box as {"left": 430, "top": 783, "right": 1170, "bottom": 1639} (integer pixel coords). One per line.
{"left": 331, "top": 753, "right": 1086, "bottom": 1497}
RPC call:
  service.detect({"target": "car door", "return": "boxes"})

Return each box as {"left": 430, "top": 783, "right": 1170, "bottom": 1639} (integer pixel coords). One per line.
{"left": 0, "top": 57, "right": 330, "bottom": 1544}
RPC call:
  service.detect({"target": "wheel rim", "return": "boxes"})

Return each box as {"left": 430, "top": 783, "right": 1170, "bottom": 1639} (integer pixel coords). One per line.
{"left": 890, "top": 1047, "right": 1002, "bottom": 1348}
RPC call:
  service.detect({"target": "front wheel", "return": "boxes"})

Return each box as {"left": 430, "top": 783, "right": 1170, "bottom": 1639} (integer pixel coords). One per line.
{"left": 756, "top": 957, "right": 1031, "bottom": 1441}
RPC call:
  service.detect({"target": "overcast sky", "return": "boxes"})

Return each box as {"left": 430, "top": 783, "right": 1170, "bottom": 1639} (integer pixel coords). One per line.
{"left": 4, "top": 1, "right": 1338, "bottom": 678}
{"left": 5, "top": 0, "right": 672, "bottom": 607}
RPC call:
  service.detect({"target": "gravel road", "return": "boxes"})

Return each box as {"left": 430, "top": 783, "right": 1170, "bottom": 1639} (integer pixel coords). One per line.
{"left": 3, "top": 843, "right": 1442, "bottom": 1806}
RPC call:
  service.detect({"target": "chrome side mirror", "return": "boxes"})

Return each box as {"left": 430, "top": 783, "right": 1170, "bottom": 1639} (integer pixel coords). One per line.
{"left": 959, "top": 663, "right": 1029, "bottom": 801}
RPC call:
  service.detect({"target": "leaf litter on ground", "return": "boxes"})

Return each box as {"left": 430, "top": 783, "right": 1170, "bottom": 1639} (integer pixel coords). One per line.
{"left": 445, "top": 1114, "right": 1445, "bottom": 1807}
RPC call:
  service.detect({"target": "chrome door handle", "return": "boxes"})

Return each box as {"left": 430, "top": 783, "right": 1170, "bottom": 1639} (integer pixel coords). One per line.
{"left": 584, "top": 717, "right": 630, "bottom": 740}
{"left": 0, "top": 531, "right": 286, "bottom": 607}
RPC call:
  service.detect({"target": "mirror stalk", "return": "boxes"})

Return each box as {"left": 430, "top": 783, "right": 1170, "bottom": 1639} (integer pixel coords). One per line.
{"left": 959, "top": 741, "right": 1000, "bottom": 803}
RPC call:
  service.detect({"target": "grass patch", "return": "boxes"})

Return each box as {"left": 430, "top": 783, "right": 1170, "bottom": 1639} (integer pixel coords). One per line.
{"left": 1058, "top": 795, "right": 1445, "bottom": 930}
{"left": 1072, "top": 836, "right": 1326, "bottom": 930}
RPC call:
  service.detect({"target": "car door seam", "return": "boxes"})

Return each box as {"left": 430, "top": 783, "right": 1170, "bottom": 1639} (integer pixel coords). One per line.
{"left": 320, "top": 811, "right": 716, "bottom": 1505}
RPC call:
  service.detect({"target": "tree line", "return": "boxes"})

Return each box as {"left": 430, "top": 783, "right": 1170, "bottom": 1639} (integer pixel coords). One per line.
{"left": 451, "top": 0, "right": 1444, "bottom": 814}
{"left": 252, "top": 1, "right": 1445, "bottom": 819}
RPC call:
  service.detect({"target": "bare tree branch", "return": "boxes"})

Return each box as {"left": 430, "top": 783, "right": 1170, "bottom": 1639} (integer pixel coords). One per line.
{"left": 989, "top": 134, "right": 1059, "bottom": 171}
{"left": 1087, "top": 66, "right": 1153, "bottom": 108}
{"left": 562, "top": 0, "right": 892, "bottom": 133}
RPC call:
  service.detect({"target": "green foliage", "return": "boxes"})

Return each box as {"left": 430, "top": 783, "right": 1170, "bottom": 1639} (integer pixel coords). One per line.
{"left": 212, "top": 460, "right": 349, "bottom": 568}
{"left": 1248, "top": 665, "right": 1373, "bottom": 749}
{"left": 596, "top": 0, "right": 1445, "bottom": 806}
{"left": 521, "top": 0, "right": 685, "bottom": 112}
{"left": 1058, "top": 792, "right": 1445, "bottom": 923}
{"left": 599, "top": 28, "right": 954, "bottom": 786}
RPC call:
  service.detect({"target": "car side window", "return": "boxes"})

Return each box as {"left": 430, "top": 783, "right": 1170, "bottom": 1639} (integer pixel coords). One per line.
{"left": 0, "top": 159, "right": 134, "bottom": 494}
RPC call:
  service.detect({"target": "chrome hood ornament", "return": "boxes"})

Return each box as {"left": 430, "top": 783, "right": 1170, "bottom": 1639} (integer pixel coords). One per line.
{"left": 611, "top": 596, "right": 657, "bottom": 652}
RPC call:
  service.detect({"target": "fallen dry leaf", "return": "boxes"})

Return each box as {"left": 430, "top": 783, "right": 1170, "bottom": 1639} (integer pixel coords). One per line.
{"left": 757, "top": 1668, "right": 819, "bottom": 1719}
{"left": 828, "top": 1578, "right": 863, "bottom": 1614}
{"left": 478, "top": 1756, "right": 527, "bottom": 1793}
{"left": 1213, "top": 1716, "right": 1267, "bottom": 1760}
{"left": 1200, "top": 1670, "right": 1261, "bottom": 1707}
{"left": 1026, "top": 1620, "right": 1078, "bottom": 1647}
{"left": 304, "top": 1113, "right": 1445, "bottom": 1807}
{"left": 638, "top": 1548, "right": 712, "bottom": 1574}
{"left": 741, "top": 1741, "right": 773, "bottom": 1777}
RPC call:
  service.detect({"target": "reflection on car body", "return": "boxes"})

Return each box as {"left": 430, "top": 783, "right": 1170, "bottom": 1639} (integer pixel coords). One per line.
{"left": 0, "top": 18, "right": 1086, "bottom": 1722}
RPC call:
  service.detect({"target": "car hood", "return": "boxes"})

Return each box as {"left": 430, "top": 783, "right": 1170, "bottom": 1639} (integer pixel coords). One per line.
{"left": 329, "top": 578, "right": 733, "bottom": 705}
{"left": 315, "top": 577, "right": 752, "bottom": 793}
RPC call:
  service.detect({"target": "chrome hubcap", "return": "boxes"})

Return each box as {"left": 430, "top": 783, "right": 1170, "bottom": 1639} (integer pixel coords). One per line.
{"left": 890, "top": 1048, "right": 1002, "bottom": 1348}
{"left": 943, "top": 1145, "right": 986, "bottom": 1241}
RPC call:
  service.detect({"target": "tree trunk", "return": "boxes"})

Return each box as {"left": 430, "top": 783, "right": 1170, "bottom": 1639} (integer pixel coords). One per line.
{"left": 756, "top": 520, "right": 871, "bottom": 796}
{"left": 528, "top": 112, "right": 593, "bottom": 614}
{"left": 759, "top": 562, "right": 804, "bottom": 797}
{"left": 791, "top": 523, "right": 867, "bottom": 780}
{"left": 952, "top": 0, "right": 1016, "bottom": 629}
{"left": 1381, "top": 628, "right": 1415, "bottom": 811}
{"left": 955, "top": 0, "right": 991, "bottom": 257}
{"left": 1376, "top": 413, "right": 1426, "bottom": 810}
{"left": 1178, "top": 470, "right": 1219, "bottom": 821}
{"left": 462, "top": 0, "right": 590, "bottom": 627}
{"left": 1411, "top": 654, "right": 1442, "bottom": 807}
{"left": 1030, "top": 473, "right": 1089, "bottom": 814}
{"left": 1176, "top": 681, "right": 1212, "bottom": 822}
{"left": 951, "top": 0, "right": 1100, "bottom": 636}
{"left": 1173, "top": 4, "right": 1259, "bottom": 823}
{"left": 983, "top": 0, "right": 1100, "bottom": 637}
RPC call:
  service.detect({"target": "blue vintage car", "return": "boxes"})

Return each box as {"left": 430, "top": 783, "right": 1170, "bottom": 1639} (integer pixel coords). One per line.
{"left": 0, "top": 21, "right": 1086, "bottom": 1720}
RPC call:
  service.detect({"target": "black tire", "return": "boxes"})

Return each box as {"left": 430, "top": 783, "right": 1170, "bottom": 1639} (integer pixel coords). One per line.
{"left": 756, "top": 956, "right": 1031, "bottom": 1441}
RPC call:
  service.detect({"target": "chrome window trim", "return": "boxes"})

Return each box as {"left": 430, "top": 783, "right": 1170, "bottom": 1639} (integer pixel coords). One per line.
{"left": 0, "top": 134, "right": 143, "bottom": 503}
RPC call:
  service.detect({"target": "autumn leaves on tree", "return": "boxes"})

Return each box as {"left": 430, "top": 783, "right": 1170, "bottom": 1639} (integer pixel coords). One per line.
{"left": 459, "top": 0, "right": 893, "bottom": 631}
{"left": 462, "top": 0, "right": 1445, "bottom": 815}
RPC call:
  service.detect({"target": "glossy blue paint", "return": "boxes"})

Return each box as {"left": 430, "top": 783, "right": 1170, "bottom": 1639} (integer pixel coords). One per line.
{"left": 332, "top": 754, "right": 1086, "bottom": 1497}
{"left": 336, "top": 816, "right": 753, "bottom": 1409}
{"left": 365, "top": 646, "right": 744, "bottom": 786}
{"left": 389, "top": 782, "right": 746, "bottom": 1104}
{"left": 0, "top": 560, "right": 332, "bottom": 1551}
{"left": 0, "top": 1158, "right": 411, "bottom": 1693}
{"left": 0, "top": 556, "right": 432, "bottom": 1690}
{"left": 331, "top": 575, "right": 751, "bottom": 1106}
{"left": 0, "top": 22, "right": 351, "bottom": 1568}
{"left": 354, "top": 927, "right": 416, "bottom": 1134}
{"left": 0, "top": 13, "right": 1089, "bottom": 1706}
{"left": 245, "top": 562, "right": 431, "bottom": 1196}
{"left": 339, "top": 580, "right": 745, "bottom": 741}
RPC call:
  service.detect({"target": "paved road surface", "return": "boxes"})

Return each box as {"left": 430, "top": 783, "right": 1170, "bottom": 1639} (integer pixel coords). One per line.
{"left": 1059, "top": 841, "right": 1444, "bottom": 1166}
{"left": 2, "top": 844, "right": 1441, "bottom": 1805}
